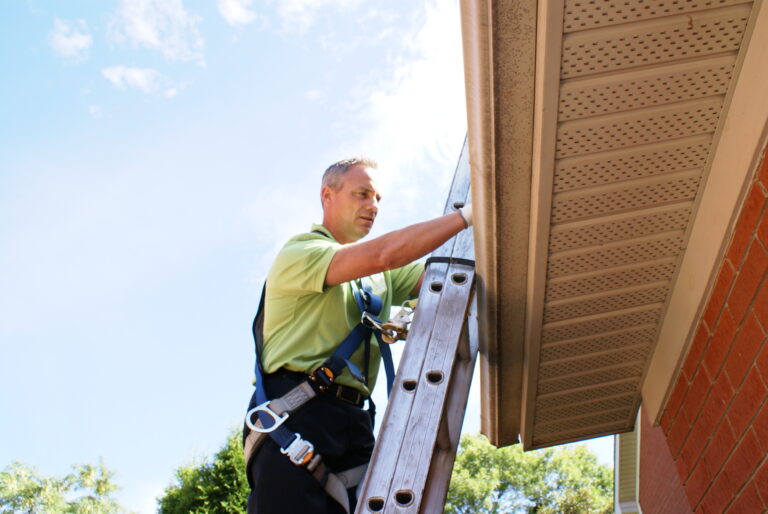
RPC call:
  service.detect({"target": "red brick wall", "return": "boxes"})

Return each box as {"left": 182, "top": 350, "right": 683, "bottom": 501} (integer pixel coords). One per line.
{"left": 639, "top": 409, "right": 693, "bottom": 513}
{"left": 657, "top": 148, "right": 768, "bottom": 513}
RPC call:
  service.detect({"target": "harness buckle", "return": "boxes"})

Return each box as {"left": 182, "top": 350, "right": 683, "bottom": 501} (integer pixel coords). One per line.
{"left": 335, "top": 384, "right": 364, "bottom": 406}
{"left": 245, "top": 401, "right": 289, "bottom": 433}
{"left": 281, "top": 433, "right": 315, "bottom": 466}
{"left": 309, "top": 366, "right": 335, "bottom": 392}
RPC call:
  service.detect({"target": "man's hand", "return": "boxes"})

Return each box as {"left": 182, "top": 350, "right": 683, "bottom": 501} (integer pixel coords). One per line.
{"left": 458, "top": 204, "right": 472, "bottom": 228}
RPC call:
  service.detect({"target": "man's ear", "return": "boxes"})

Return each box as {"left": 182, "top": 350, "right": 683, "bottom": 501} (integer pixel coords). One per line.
{"left": 320, "top": 185, "right": 333, "bottom": 207}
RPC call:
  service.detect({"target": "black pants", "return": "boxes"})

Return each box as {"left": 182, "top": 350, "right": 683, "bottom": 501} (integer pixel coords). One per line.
{"left": 244, "top": 372, "right": 375, "bottom": 514}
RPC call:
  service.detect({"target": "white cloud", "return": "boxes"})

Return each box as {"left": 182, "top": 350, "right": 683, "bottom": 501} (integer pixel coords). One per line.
{"left": 101, "top": 66, "right": 184, "bottom": 98}
{"left": 271, "top": 0, "right": 362, "bottom": 33}
{"left": 247, "top": 0, "right": 464, "bottom": 239}
{"left": 217, "top": 0, "right": 259, "bottom": 27}
{"left": 102, "top": 65, "right": 165, "bottom": 93}
{"left": 88, "top": 105, "right": 102, "bottom": 117}
{"left": 109, "top": 0, "right": 204, "bottom": 64}
{"left": 49, "top": 18, "right": 92, "bottom": 60}
{"left": 339, "top": 0, "right": 466, "bottom": 219}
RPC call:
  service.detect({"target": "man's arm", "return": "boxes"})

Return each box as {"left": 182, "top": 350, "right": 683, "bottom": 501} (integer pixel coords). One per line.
{"left": 324, "top": 210, "right": 467, "bottom": 287}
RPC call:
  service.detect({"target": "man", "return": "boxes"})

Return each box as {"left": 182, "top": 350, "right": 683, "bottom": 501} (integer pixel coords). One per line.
{"left": 244, "top": 158, "right": 472, "bottom": 513}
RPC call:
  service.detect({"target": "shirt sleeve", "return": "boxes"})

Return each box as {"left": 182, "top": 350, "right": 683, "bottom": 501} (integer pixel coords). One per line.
{"left": 388, "top": 261, "right": 425, "bottom": 306}
{"left": 268, "top": 236, "right": 340, "bottom": 294}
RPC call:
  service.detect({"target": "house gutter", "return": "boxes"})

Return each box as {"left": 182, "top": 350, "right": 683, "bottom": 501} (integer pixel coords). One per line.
{"left": 460, "top": 0, "right": 537, "bottom": 446}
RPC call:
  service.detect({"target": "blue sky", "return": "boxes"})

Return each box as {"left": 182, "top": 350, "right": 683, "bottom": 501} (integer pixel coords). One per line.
{"left": 0, "top": 1, "right": 611, "bottom": 511}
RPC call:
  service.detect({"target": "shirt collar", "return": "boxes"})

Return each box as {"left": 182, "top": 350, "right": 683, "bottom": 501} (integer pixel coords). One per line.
{"left": 310, "top": 223, "right": 338, "bottom": 243}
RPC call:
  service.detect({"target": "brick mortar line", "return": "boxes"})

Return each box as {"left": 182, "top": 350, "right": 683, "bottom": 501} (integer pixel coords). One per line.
{"left": 688, "top": 124, "right": 768, "bottom": 513}
{"left": 716, "top": 432, "right": 768, "bottom": 513}
{"left": 691, "top": 370, "right": 768, "bottom": 510}
{"left": 678, "top": 333, "right": 767, "bottom": 485}
{"left": 668, "top": 174, "right": 767, "bottom": 429}
{"left": 668, "top": 146, "right": 768, "bottom": 512}
{"left": 730, "top": 250, "right": 768, "bottom": 335}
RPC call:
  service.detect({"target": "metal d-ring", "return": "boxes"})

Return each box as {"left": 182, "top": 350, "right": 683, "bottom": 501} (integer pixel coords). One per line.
{"left": 245, "top": 401, "right": 289, "bottom": 433}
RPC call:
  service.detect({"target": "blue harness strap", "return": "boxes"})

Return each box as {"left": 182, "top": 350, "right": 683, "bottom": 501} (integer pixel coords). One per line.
{"left": 250, "top": 284, "right": 296, "bottom": 449}
{"left": 251, "top": 284, "right": 268, "bottom": 405}
{"left": 350, "top": 278, "right": 395, "bottom": 395}
{"left": 248, "top": 276, "right": 397, "bottom": 446}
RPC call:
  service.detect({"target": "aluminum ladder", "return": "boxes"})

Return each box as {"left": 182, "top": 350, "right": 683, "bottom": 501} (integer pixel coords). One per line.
{"left": 356, "top": 139, "right": 479, "bottom": 513}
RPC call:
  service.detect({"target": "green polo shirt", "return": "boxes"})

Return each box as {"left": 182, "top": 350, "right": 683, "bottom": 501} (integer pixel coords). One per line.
{"left": 262, "top": 224, "right": 424, "bottom": 395}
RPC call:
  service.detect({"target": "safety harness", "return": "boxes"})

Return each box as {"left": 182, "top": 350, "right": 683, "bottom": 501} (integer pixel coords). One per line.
{"left": 243, "top": 274, "right": 400, "bottom": 513}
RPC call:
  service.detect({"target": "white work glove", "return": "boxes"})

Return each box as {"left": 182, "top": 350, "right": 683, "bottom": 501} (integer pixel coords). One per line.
{"left": 458, "top": 203, "right": 473, "bottom": 228}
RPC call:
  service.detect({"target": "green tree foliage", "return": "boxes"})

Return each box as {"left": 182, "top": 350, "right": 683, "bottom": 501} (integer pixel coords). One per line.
{"left": 0, "top": 460, "right": 122, "bottom": 513}
{"left": 158, "top": 429, "right": 249, "bottom": 514}
{"left": 446, "top": 433, "right": 613, "bottom": 514}
{"left": 157, "top": 429, "right": 611, "bottom": 513}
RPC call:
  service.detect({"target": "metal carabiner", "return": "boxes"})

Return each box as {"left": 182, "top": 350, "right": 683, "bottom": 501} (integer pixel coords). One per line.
{"left": 381, "top": 322, "right": 407, "bottom": 344}
{"left": 245, "top": 401, "right": 289, "bottom": 433}
{"left": 361, "top": 311, "right": 385, "bottom": 331}
{"left": 380, "top": 302, "right": 416, "bottom": 343}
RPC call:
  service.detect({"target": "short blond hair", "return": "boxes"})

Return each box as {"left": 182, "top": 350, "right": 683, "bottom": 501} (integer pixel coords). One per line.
{"left": 322, "top": 157, "right": 378, "bottom": 191}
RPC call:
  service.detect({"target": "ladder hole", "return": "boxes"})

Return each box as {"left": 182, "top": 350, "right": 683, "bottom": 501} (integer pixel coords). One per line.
{"left": 451, "top": 273, "right": 467, "bottom": 285}
{"left": 426, "top": 370, "right": 444, "bottom": 384}
{"left": 453, "top": 201, "right": 465, "bottom": 209}
{"left": 430, "top": 281, "right": 443, "bottom": 293}
{"left": 367, "top": 498, "right": 385, "bottom": 511}
{"left": 395, "top": 490, "right": 414, "bottom": 507}
{"left": 402, "top": 379, "right": 417, "bottom": 392}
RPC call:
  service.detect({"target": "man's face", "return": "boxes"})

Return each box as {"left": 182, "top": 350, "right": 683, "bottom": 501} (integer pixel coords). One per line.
{"left": 323, "top": 165, "right": 381, "bottom": 244}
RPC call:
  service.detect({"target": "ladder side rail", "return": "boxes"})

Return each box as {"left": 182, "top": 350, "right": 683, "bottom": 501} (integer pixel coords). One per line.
{"left": 436, "top": 227, "right": 476, "bottom": 452}
{"left": 421, "top": 295, "right": 479, "bottom": 512}
{"left": 433, "top": 136, "right": 471, "bottom": 257}
{"left": 390, "top": 224, "right": 476, "bottom": 513}
{"left": 384, "top": 262, "right": 475, "bottom": 512}
{"left": 356, "top": 262, "right": 450, "bottom": 505}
